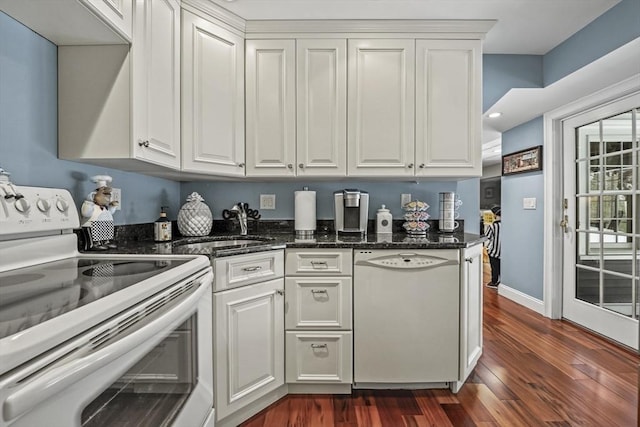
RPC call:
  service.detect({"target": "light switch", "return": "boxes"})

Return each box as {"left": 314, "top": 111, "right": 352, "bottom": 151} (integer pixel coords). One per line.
{"left": 401, "top": 194, "right": 412, "bottom": 207}
{"left": 523, "top": 197, "right": 536, "bottom": 210}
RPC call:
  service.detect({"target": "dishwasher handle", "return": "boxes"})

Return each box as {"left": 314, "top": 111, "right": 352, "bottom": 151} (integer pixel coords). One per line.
{"left": 354, "top": 258, "right": 459, "bottom": 270}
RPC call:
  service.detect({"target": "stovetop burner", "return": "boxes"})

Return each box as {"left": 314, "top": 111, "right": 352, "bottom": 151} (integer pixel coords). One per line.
{"left": 0, "top": 257, "right": 189, "bottom": 340}
{"left": 82, "top": 261, "right": 168, "bottom": 277}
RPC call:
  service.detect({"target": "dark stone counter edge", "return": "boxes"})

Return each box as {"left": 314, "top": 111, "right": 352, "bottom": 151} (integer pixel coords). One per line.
{"left": 82, "top": 231, "right": 487, "bottom": 258}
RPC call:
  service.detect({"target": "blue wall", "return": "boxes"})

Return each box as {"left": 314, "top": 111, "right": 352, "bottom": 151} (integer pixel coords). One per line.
{"left": 182, "top": 180, "right": 480, "bottom": 233}
{"left": 500, "top": 118, "right": 544, "bottom": 300}
{"left": 543, "top": 0, "right": 640, "bottom": 86}
{"left": 0, "top": 12, "right": 181, "bottom": 224}
{"left": 482, "top": 55, "right": 542, "bottom": 112}
{"left": 484, "top": 0, "right": 639, "bottom": 302}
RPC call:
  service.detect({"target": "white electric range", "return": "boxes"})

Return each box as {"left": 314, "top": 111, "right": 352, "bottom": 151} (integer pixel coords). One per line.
{"left": 0, "top": 182, "right": 215, "bottom": 427}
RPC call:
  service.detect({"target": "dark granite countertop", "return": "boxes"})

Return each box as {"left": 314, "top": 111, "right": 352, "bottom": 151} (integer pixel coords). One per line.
{"left": 87, "top": 230, "right": 486, "bottom": 258}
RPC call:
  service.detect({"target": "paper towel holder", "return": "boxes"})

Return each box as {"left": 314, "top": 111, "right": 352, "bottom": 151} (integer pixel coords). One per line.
{"left": 295, "top": 186, "right": 316, "bottom": 239}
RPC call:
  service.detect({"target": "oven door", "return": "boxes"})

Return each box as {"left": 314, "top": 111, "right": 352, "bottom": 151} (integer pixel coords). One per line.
{"left": 0, "top": 269, "right": 214, "bottom": 427}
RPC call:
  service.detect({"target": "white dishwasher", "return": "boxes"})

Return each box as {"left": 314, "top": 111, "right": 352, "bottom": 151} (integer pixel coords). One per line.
{"left": 353, "top": 249, "right": 460, "bottom": 387}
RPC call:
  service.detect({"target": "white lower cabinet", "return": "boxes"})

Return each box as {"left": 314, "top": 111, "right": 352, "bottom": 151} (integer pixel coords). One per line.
{"left": 284, "top": 249, "right": 353, "bottom": 393}
{"left": 452, "top": 243, "right": 483, "bottom": 392}
{"left": 286, "top": 331, "right": 352, "bottom": 383}
{"left": 213, "top": 251, "right": 286, "bottom": 425}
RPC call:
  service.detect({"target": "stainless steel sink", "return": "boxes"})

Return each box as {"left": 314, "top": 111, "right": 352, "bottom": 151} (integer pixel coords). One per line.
{"left": 182, "top": 239, "right": 266, "bottom": 250}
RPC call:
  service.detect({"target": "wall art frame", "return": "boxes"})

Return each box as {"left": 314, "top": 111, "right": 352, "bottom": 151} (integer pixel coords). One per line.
{"left": 502, "top": 145, "right": 543, "bottom": 176}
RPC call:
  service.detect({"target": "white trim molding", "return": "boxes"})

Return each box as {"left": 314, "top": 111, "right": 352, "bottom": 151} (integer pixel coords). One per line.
{"left": 245, "top": 19, "right": 495, "bottom": 37}
{"left": 181, "top": 0, "right": 246, "bottom": 34}
{"left": 498, "top": 283, "right": 545, "bottom": 316}
{"left": 543, "top": 75, "right": 640, "bottom": 320}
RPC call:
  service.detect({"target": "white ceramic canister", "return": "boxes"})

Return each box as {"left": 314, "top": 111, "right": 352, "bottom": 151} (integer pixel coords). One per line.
{"left": 177, "top": 192, "right": 213, "bottom": 237}
{"left": 376, "top": 204, "right": 393, "bottom": 234}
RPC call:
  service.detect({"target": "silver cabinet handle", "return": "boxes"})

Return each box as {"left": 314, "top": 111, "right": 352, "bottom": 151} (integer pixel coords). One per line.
{"left": 311, "top": 344, "right": 327, "bottom": 349}
{"left": 310, "top": 261, "right": 328, "bottom": 267}
{"left": 138, "top": 140, "right": 150, "bottom": 147}
{"left": 419, "top": 164, "right": 425, "bottom": 168}
{"left": 287, "top": 163, "right": 293, "bottom": 169}
{"left": 238, "top": 163, "right": 245, "bottom": 168}
{"left": 465, "top": 257, "right": 473, "bottom": 263}
{"left": 311, "top": 289, "right": 328, "bottom": 294}
{"left": 242, "top": 266, "right": 263, "bottom": 272}
{"left": 276, "top": 289, "right": 284, "bottom": 296}
{"left": 299, "top": 163, "right": 304, "bottom": 169}
{"left": 407, "top": 163, "right": 414, "bottom": 168}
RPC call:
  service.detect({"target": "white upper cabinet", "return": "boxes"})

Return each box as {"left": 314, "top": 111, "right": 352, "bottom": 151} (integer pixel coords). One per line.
{"left": 245, "top": 39, "right": 297, "bottom": 177}
{"left": 245, "top": 39, "right": 347, "bottom": 177}
{"left": 132, "top": 0, "right": 181, "bottom": 169}
{"left": 296, "top": 39, "right": 347, "bottom": 177}
{"left": 181, "top": 10, "right": 245, "bottom": 176}
{"left": 347, "top": 39, "right": 415, "bottom": 177}
{"left": 58, "top": 0, "right": 180, "bottom": 171}
{"left": 85, "top": 0, "right": 133, "bottom": 41}
{"left": 0, "top": 0, "right": 132, "bottom": 44}
{"left": 415, "top": 39, "right": 482, "bottom": 177}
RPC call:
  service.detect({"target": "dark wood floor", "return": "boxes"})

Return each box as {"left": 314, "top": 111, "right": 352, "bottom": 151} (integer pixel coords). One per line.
{"left": 240, "top": 287, "right": 639, "bottom": 427}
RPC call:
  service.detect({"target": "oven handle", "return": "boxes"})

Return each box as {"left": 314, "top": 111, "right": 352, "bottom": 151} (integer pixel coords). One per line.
{"left": 4, "top": 271, "right": 213, "bottom": 422}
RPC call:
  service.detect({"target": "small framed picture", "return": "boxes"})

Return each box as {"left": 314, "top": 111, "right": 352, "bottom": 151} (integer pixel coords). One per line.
{"left": 502, "top": 145, "right": 543, "bottom": 176}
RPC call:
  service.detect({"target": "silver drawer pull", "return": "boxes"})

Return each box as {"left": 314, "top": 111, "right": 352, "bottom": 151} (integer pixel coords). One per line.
{"left": 310, "top": 261, "right": 328, "bottom": 267}
{"left": 242, "top": 266, "right": 263, "bottom": 272}
{"left": 311, "top": 289, "right": 328, "bottom": 294}
{"left": 311, "top": 344, "right": 327, "bottom": 349}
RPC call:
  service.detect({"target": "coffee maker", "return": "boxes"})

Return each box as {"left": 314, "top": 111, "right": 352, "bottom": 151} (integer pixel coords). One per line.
{"left": 334, "top": 189, "right": 369, "bottom": 236}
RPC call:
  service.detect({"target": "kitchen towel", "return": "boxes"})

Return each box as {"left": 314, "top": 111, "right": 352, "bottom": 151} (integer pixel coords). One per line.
{"left": 294, "top": 190, "right": 316, "bottom": 233}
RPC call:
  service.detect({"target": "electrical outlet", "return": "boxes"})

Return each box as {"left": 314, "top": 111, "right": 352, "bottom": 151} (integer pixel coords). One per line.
{"left": 401, "top": 193, "right": 412, "bottom": 207}
{"left": 260, "top": 194, "right": 276, "bottom": 210}
{"left": 111, "top": 188, "right": 122, "bottom": 211}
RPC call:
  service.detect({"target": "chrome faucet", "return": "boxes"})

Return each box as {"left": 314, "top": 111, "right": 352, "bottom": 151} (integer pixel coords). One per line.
{"left": 230, "top": 203, "right": 248, "bottom": 235}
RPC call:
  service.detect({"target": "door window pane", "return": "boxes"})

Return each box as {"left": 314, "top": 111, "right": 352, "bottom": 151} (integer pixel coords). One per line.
{"left": 602, "top": 273, "right": 633, "bottom": 317}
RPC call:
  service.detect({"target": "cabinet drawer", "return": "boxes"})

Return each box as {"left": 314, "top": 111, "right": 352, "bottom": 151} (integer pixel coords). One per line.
{"left": 285, "top": 277, "right": 352, "bottom": 329}
{"left": 285, "top": 249, "right": 352, "bottom": 276}
{"left": 214, "top": 250, "right": 284, "bottom": 292}
{"left": 286, "top": 331, "right": 352, "bottom": 384}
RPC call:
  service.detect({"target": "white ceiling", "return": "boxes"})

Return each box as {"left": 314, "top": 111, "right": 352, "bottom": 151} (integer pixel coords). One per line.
{"left": 212, "top": 0, "right": 635, "bottom": 167}
{"left": 212, "top": 0, "right": 620, "bottom": 54}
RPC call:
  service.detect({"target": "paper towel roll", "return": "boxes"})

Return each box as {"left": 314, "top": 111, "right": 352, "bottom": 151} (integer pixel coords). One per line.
{"left": 295, "top": 190, "right": 316, "bottom": 233}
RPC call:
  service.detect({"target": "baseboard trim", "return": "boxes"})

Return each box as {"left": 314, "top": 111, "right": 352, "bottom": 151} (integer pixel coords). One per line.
{"left": 497, "top": 283, "right": 545, "bottom": 315}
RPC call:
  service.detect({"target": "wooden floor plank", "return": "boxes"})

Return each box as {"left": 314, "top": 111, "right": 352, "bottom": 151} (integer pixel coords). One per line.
{"left": 239, "top": 287, "right": 639, "bottom": 427}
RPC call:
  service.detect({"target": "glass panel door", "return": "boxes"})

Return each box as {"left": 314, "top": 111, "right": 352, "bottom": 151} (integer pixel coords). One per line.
{"left": 563, "top": 103, "right": 639, "bottom": 350}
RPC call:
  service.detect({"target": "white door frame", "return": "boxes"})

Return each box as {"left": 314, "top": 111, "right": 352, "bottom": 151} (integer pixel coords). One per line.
{"left": 543, "top": 76, "right": 640, "bottom": 319}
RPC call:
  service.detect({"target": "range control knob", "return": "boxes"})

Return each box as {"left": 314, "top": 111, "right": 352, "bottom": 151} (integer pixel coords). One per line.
{"left": 37, "top": 198, "right": 51, "bottom": 212}
{"left": 15, "top": 198, "right": 31, "bottom": 213}
{"left": 56, "top": 198, "right": 69, "bottom": 213}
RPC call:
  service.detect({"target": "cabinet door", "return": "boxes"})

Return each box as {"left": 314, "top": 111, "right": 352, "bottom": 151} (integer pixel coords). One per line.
{"left": 347, "top": 39, "right": 415, "bottom": 177}
{"left": 132, "top": 0, "right": 180, "bottom": 169}
{"left": 415, "top": 40, "right": 481, "bottom": 177}
{"left": 214, "top": 278, "right": 285, "bottom": 421}
{"left": 296, "top": 39, "right": 347, "bottom": 177}
{"left": 245, "top": 40, "right": 296, "bottom": 177}
{"left": 459, "top": 244, "right": 483, "bottom": 384}
{"left": 83, "top": 0, "right": 132, "bottom": 41}
{"left": 181, "top": 11, "right": 245, "bottom": 176}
